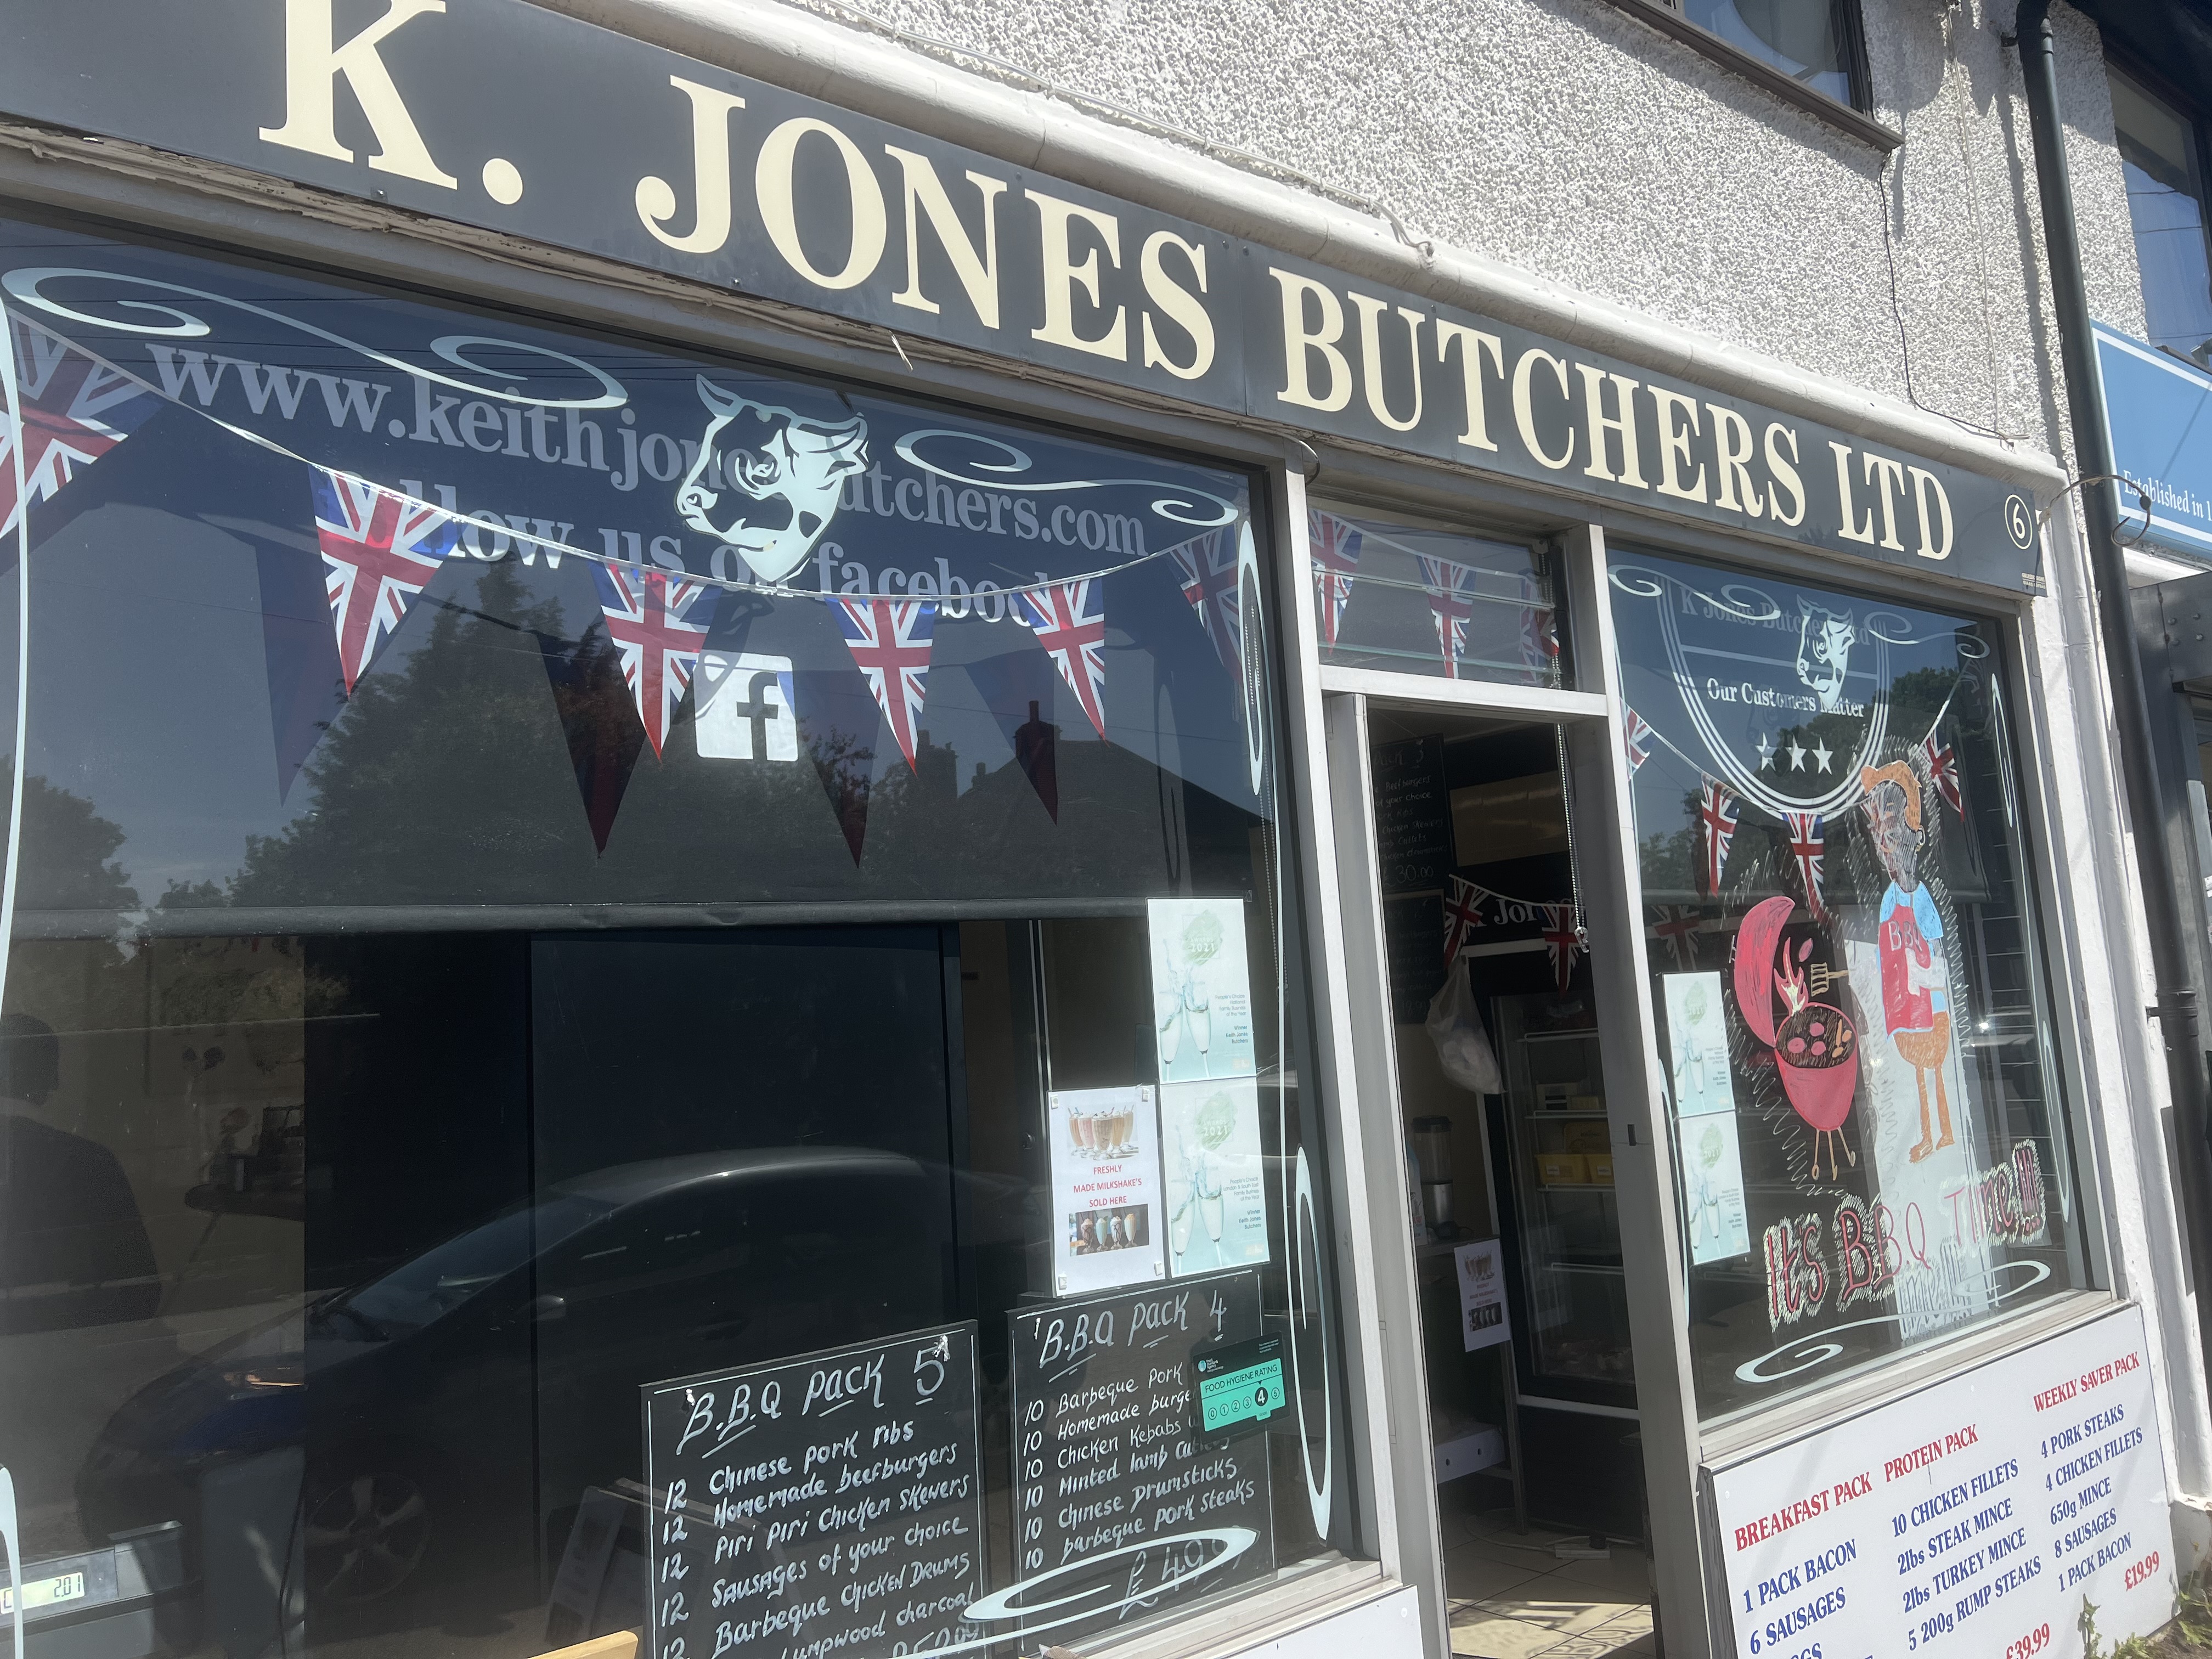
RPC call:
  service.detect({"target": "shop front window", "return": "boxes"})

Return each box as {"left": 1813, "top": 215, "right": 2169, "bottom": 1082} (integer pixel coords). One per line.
{"left": 1308, "top": 504, "right": 1562, "bottom": 689}
{"left": 1607, "top": 550, "right": 2087, "bottom": 1420}
{"left": 0, "top": 208, "right": 1357, "bottom": 1659}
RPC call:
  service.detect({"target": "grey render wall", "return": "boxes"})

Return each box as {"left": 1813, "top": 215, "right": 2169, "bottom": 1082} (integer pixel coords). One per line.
{"left": 776, "top": 0, "right": 2141, "bottom": 481}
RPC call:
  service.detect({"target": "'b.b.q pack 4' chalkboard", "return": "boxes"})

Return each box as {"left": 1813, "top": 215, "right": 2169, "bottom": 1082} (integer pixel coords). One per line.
{"left": 1004, "top": 1272, "right": 1274, "bottom": 1649}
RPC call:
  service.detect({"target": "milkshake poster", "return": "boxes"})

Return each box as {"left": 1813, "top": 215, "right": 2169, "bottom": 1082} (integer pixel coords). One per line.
{"left": 1048, "top": 1085, "right": 1166, "bottom": 1296}
{"left": 1160, "top": 1078, "right": 1269, "bottom": 1277}
{"left": 1147, "top": 898, "right": 1257, "bottom": 1081}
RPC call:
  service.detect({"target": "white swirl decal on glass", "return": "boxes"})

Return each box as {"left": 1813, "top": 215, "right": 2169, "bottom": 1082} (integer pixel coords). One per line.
{"left": 895, "top": 428, "right": 1240, "bottom": 528}
{"left": 1734, "top": 1261, "right": 2052, "bottom": 1384}
{"left": 1864, "top": 611, "right": 1994, "bottom": 658}
{"left": 895, "top": 1527, "right": 1257, "bottom": 1654}
{"left": 0, "top": 267, "right": 628, "bottom": 408}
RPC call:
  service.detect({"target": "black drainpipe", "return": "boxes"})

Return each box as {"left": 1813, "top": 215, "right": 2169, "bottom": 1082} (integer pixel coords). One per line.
{"left": 2015, "top": 0, "right": 2212, "bottom": 1380}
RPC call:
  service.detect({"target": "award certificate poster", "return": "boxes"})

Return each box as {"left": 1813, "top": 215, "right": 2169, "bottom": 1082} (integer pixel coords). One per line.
{"left": 1160, "top": 1078, "right": 1269, "bottom": 1277}
{"left": 1049, "top": 1085, "right": 1166, "bottom": 1295}
{"left": 1148, "top": 898, "right": 1257, "bottom": 1081}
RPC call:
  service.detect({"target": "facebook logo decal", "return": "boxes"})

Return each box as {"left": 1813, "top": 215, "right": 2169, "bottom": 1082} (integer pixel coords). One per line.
{"left": 694, "top": 652, "right": 798, "bottom": 761}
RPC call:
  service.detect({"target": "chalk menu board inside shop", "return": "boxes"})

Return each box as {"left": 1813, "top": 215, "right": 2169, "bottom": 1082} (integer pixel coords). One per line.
{"left": 1384, "top": 895, "right": 1447, "bottom": 1023}
{"left": 1006, "top": 1272, "right": 1274, "bottom": 1650}
{"left": 642, "top": 1322, "right": 986, "bottom": 1659}
{"left": 1372, "top": 735, "right": 1453, "bottom": 895}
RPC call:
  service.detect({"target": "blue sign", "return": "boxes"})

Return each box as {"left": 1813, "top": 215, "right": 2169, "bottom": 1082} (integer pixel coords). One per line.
{"left": 2095, "top": 321, "right": 2212, "bottom": 558}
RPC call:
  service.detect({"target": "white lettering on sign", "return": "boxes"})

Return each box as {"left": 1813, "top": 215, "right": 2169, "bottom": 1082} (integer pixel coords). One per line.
{"left": 259, "top": 0, "right": 456, "bottom": 188}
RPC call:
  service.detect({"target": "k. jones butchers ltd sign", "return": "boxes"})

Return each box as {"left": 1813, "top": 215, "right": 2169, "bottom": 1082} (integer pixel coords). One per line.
{"left": 0, "top": 0, "right": 2041, "bottom": 589}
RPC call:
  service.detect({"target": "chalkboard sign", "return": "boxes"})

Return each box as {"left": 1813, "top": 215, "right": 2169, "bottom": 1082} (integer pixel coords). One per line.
{"left": 1384, "top": 895, "right": 1447, "bottom": 1023}
{"left": 1005, "top": 1272, "right": 1273, "bottom": 1649}
{"left": 1372, "top": 735, "right": 1452, "bottom": 894}
{"left": 642, "top": 1322, "right": 985, "bottom": 1659}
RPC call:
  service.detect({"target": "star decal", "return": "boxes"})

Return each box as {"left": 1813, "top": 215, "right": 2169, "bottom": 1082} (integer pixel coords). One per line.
{"left": 1812, "top": 737, "right": 1833, "bottom": 774}
{"left": 1787, "top": 738, "right": 1808, "bottom": 771}
{"left": 1756, "top": 732, "right": 1774, "bottom": 769}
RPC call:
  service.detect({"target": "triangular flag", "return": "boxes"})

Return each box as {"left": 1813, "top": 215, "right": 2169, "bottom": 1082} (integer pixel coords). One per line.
{"left": 1418, "top": 554, "right": 1480, "bottom": 679}
{"left": 1650, "top": 904, "right": 1702, "bottom": 969}
{"left": 1309, "top": 509, "right": 1364, "bottom": 648}
{"left": 1541, "top": 904, "right": 1582, "bottom": 994}
{"left": 1014, "top": 699, "right": 1059, "bottom": 822}
{"left": 591, "top": 562, "right": 719, "bottom": 757}
{"left": 1016, "top": 579, "right": 1108, "bottom": 737}
{"left": 538, "top": 626, "right": 645, "bottom": 855}
{"left": 0, "top": 318, "right": 162, "bottom": 540}
{"left": 1169, "top": 528, "right": 1240, "bottom": 672}
{"left": 1783, "top": 810, "right": 1830, "bottom": 923}
{"left": 1623, "top": 708, "right": 1655, "bottom": 774}
{"left": 1518, "top": 575, "right": 1559, "bottom": 680}
{"left": 1443, "top": 876, "right": 1486, "bottom": 964}
{"left": 1698, "top": 778, "right": 1740, "bottom": 898}
{"left": 1922, "top": 732, "right": 1962, "bottom": 816}
{"left": 312, "top": 469, "right": 458, "bottom": 692}
{"left": 830, "top": 595, "right": 936, "bottom": 770}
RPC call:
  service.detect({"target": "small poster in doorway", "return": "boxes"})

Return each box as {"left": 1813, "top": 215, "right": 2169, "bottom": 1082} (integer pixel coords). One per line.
{"left": 1160, "top": 1078, "right": 1269, "bottom": 1276}
{"left": 1147, "top": 898, "right": 1256, "bottom": 1080}
{"left": 1049, "top": 1085, "right": 1166, "bottom": 1295}
{"left": 1454, "top": 1238, "right": 1511, "bottom": 1352}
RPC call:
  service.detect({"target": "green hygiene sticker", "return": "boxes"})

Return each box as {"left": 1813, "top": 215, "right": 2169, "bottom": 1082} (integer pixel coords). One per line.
{"left": 1195, "top": 1333, "right": 1284, "bottom": 1442}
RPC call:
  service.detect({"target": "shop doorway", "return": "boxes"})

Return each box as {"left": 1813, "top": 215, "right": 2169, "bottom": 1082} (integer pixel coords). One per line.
{"left": 1358, "top": 704, "right": 1658, "bottom": 1659}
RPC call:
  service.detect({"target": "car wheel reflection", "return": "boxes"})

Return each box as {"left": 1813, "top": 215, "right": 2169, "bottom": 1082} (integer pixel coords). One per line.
{"left": 303, "top": 1470, "right": 432, "bottom": 1602}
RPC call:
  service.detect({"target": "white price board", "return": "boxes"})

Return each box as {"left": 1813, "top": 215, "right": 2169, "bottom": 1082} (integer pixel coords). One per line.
{"left": 1709, "top": 1304, "right": 2174, "bottom": 1659}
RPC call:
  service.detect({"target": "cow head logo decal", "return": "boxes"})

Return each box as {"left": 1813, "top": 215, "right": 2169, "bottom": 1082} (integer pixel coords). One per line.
{"left": 676, "top": 377, "right": 869, "bottom": 584}
{"left": 1795, "top": 600, "right": 1857, "bottom": 713}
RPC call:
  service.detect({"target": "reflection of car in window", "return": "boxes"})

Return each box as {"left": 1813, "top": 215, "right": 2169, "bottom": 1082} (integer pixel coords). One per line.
{"left": 77, "top": 1148, "right": 954, "bottom": 1614}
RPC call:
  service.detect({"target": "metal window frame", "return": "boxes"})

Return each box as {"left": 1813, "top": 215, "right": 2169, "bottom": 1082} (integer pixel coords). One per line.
{"left": 1596, "top": 0, "right": 1895, "bottom": 149}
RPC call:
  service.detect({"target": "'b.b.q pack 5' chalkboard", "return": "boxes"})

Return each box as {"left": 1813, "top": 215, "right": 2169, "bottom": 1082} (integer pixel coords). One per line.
{"left": 642, "top": 1322, "right": 984, "bottom": 1659}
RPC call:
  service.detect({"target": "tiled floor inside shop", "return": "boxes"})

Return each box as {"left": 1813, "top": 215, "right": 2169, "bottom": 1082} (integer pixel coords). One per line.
{"left": 1439, "top": 1486, "right": 1657, "bottom": 1658}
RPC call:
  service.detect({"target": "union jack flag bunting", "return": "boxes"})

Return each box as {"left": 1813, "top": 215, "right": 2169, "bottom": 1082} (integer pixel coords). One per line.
{"left": 1, "top": 320, "right": 163, "bottom": 540}
{"left": 593, "top": 562, "right": 721, "bottom": 757}
{"left": 1168, "top": 528, "right": 1240, "bottom": 673}
{"left": 1309, "top": 510, "right": 1363, "bottom": 649}
{"left": 1517, "top": 574, "right": 1559, "bottom": 681}
{"left": 1015, "top": 578, "right": 1108, "bottom": 737}
{"left": 1418, "top": 554, "right": 1480, "bottom": 679}
{"left": 1442, "top": 875, "right": 1487, "bottom": 965}
{"left": 1922, "top": 732, "right": 1962, "bottom": 816}
{"left": 312, "top": 469, "right": 459, "bottom": 694}
{"left": 1783, "top": 810, "right": 1830, "bottom": 922}
{"left": 1541, "top": 904, "right": 1582, "bottom": 994}
{"left": 831, "top": 595, "right": 936, "bottom": 769}
{"left": 1650, "top": 904, "right": 1702, "bottom": 969}
{"left": 1623, "top": 708, "right": 1655, "bottom": 775}
{"left": 1697, "top": 778, "right": 1740, "bottom": 898}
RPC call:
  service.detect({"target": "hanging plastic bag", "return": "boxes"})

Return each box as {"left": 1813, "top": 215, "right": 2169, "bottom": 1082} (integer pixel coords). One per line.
{"left": 1425, "top": 956, "right": 1503, "bottom": 1096}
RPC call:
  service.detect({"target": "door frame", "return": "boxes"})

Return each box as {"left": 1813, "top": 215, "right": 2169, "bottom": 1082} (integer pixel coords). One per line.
{"left": 1316, "top": 520, "right": 1713, "bottom": 1658}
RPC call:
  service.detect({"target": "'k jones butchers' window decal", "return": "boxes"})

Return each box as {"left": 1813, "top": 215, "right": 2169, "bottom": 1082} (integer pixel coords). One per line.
{"left": 1610, "top": 550, "right": 2087, "bottom": 1414}
{"left": 0, "top": 217, "right": 1273, "bottom": 909}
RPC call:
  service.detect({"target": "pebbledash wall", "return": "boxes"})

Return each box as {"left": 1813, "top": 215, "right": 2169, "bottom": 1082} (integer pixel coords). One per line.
{"left": 0, "top": 0, "right": 2204, "bottom": 1657}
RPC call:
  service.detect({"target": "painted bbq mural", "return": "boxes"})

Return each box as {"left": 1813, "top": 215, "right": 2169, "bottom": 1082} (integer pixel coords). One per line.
{"left": 1610, "top": 550, "right": 2084, "bottom": 1415}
